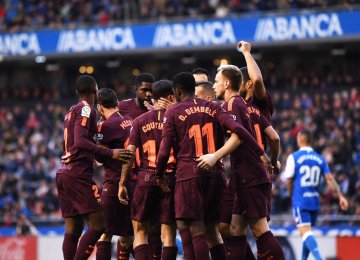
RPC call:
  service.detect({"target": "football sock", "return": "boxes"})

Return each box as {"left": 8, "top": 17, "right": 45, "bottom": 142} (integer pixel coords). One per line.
{"left": 134, "top": 244, "right": 151, "bottom": 260}
{"left": 303, "top": 231, "right": 322, "bottom": 260}
{"left": 117, "top": 240, "right": 132, "bottom": 260}
{"left": 162, "top": 246, "right": 178, "bottom": 260}
{"left": 148, "top": 234, "right": 162, "bottom": 260}
{"left": 227, "top": 235, "right": 247, "bottom": 260}
{"left": 62, "top": 233, "right": 80, "bottom": 260}
{"left": 192, "top": 234, "right": 210, "bottom": 260}
{"left": 96, "top": 241, "right": 112, "bottom": 260}
{"left": 74, "top": 228, "right": 103, "bottom": 260}
{"left": 179, "top": 227, "right": 196, "bottom": 260}
{"left": 209, "top": 243, "right": 227, "bottom": 260}
{"left": 256, "top": 231, "right": 285, "bottom": 260}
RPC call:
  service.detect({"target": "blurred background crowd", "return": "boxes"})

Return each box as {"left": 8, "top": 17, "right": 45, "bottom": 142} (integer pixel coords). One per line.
{"left": 0, "top": 0, "right": 358, "bottom": 32}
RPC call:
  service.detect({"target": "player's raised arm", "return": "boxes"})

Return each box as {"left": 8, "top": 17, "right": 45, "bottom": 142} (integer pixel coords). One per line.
{"left": 238, "top": 41, "right": 266, "bottom": 100}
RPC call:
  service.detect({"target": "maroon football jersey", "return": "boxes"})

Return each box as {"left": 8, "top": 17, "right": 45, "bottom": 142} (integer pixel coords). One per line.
{"left": 247, "top": 92, "right": 273, "bottom": 122}
{"left": 222, "top": 96, "right": 254, "bottom": 135}
{"left": 57, "top": 101, "right": 112, "bottom": 178}
{"left": 97, "top": 112, "right": 132, "bottom": 195}
{"left": 129, "top": 109, "right": 175, "bottom": 186}
{"left": 247, "top": 104, "right": 270, "bottom": 151}
{"left": 223, "top": 98, "right": 270, "bottom": 188}
{"left": 162, "top": 98, "right": 251, "bottom": 181}
{"left": 118, "top": 98, "right": 147, "bottom": 120}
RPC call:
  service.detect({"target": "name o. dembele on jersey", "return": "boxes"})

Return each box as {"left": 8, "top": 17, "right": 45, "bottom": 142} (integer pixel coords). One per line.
{"left": 161, "top": 98, "right": 263, "bottom": 181}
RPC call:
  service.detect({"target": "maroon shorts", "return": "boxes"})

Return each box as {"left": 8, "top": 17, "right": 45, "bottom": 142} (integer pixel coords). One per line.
{"left": 132, "top": 174, "right": 175, "bottom": 224}
{"left": 219, "top": 176, "right": 236, "bottom": 224}
{"left": 56, "top": 172, "right": 102, "bottom": 218}
{"left": 102, "top": 194, "right": 133, "bottom": 236}
{"left": 235, "top": 183, "right": 272, "bottom": 219}
{"left": 175, "top": 177, "right": 226, "bottom": 223}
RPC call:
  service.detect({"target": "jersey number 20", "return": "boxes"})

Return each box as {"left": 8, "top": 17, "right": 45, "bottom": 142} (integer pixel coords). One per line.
{"left": 300, "top": 165, "right": 321, "bottom": 187}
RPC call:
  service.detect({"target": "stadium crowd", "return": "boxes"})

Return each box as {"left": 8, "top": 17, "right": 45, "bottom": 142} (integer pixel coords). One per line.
{"left": 0, "top": 71, "right": 359, "bottom": 227}
{"left": 0, "top": 0, "right": 357, "bottom": 32}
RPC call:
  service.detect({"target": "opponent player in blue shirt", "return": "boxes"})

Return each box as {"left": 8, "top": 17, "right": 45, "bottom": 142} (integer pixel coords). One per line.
{"left": 285, "top": 129, "right": 348, "bottom": 260}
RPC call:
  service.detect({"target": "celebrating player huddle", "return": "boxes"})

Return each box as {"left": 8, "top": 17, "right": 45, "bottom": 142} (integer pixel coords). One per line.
{"left": 56, "top": 41, "right": 347, "bottom": 260}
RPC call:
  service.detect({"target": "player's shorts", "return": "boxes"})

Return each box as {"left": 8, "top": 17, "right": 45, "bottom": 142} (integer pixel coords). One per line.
{"left": 292, "top": 207, "right": 318, "bottom": 227}
{"left": 175, "top": 177, "right": 226, "bottom": 223}
{"left": 219, "top": 175, "right": 236, "bottom": 224}
{"left": 132, "top": 174, "right": 175, "bottom": 224}
{"left": 102, "top": 181, "right": 134, "bottom": 237}
{"left": 56, "top": 172, "right": 102, "bottom": 218}
{"left": 234, "top": 183, "right": 271, "bottom": 219}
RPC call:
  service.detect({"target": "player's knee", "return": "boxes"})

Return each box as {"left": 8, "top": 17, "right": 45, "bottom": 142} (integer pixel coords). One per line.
{"left": 189, "top": 221, "right": 206, "bottom": 237}
{"left": 176, "top": 220, "right": 188, "bottom": 231}
{"left": 99, "top": 233, "right": 112, "bottom": 242}
{"left": 119, "top": 236, "right": 133, "bottom": 248}
{"left": 230, "top": 223, "right": 246, "bottom": 236}
{"left": 218, "top": 222, "right": 230, "bottom": 236}
{"left": 249, "top": 219, "right": 269, "bottom": 238}
{"left": 88, "top": 221, "right": 105, "bottom": 233}
{"left": 161, "top": 224, "right": 176, "bottom": 243}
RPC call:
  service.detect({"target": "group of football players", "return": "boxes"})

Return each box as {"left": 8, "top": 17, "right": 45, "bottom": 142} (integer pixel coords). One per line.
{"left": 56, "top": 41, "right": 286, "bottom": 260}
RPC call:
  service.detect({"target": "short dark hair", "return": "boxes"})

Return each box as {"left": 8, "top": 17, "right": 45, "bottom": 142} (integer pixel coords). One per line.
{"left": 191, "top": 68, "right": 209, "bottom": 77}
{"left": 152, "top": 80, "right": 174, "bottom": 100}
{"left": 218, "top": 65, "right": 242, "bottom": 91}
{"left": 134, "top": 73, "right": 156, "bottom": 86}
{"left": 172, "top": 72, "right": 195, "bottom": 94}
{"left": 298, "top": 129, "right": 313, "bottom": 144}
{"left": 195, "top": 81, "right": 213, "bottom": 88}
{"left": 240, "top": 67, "right": 250, "bottom": 82}
{"left": 97, "top": 88, "right": 118, "bottom": 108}
{"left": 76, "top": 75, "right": 97, "bottom": 96}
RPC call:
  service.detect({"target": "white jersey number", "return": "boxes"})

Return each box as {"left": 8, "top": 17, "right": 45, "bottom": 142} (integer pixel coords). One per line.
{"left": 300, "top": 165, "right": 321, "bottom": 187}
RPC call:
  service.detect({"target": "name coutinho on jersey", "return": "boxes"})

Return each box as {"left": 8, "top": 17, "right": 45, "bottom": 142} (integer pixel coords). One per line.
{"left": 179, "top": 106, "right": 216, "bottom": 121}
{"left": 141, "top": 122, "right": 163, "bottom": 133}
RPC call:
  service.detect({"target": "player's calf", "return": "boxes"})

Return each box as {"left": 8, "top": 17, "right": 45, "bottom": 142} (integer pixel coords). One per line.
{"left": 161, "top": 224, "right": 177, "bottom": 260}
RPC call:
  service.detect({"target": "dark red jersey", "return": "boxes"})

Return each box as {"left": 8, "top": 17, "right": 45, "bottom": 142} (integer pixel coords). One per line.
{"left": 58, "top": 101, "right": 112, "bottom": 178}
{"left": 118, "top": 98, "right": 147, "bottom": 120}
{"left": 97, "top": 112, "right": 132, "bottom": 194}
{"left": 129, "top": 109, "right": 175, "bottom": 186}
{"left": 160, "top": 98, "right": 263, "bottom": 181}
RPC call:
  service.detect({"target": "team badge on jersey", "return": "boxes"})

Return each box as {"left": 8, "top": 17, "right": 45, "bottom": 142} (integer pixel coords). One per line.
{"left": 81, "top": 106, "right": 91, "bottom": 118}
{"left": 163, "top": 117, "right": 167, "bottom": 123}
